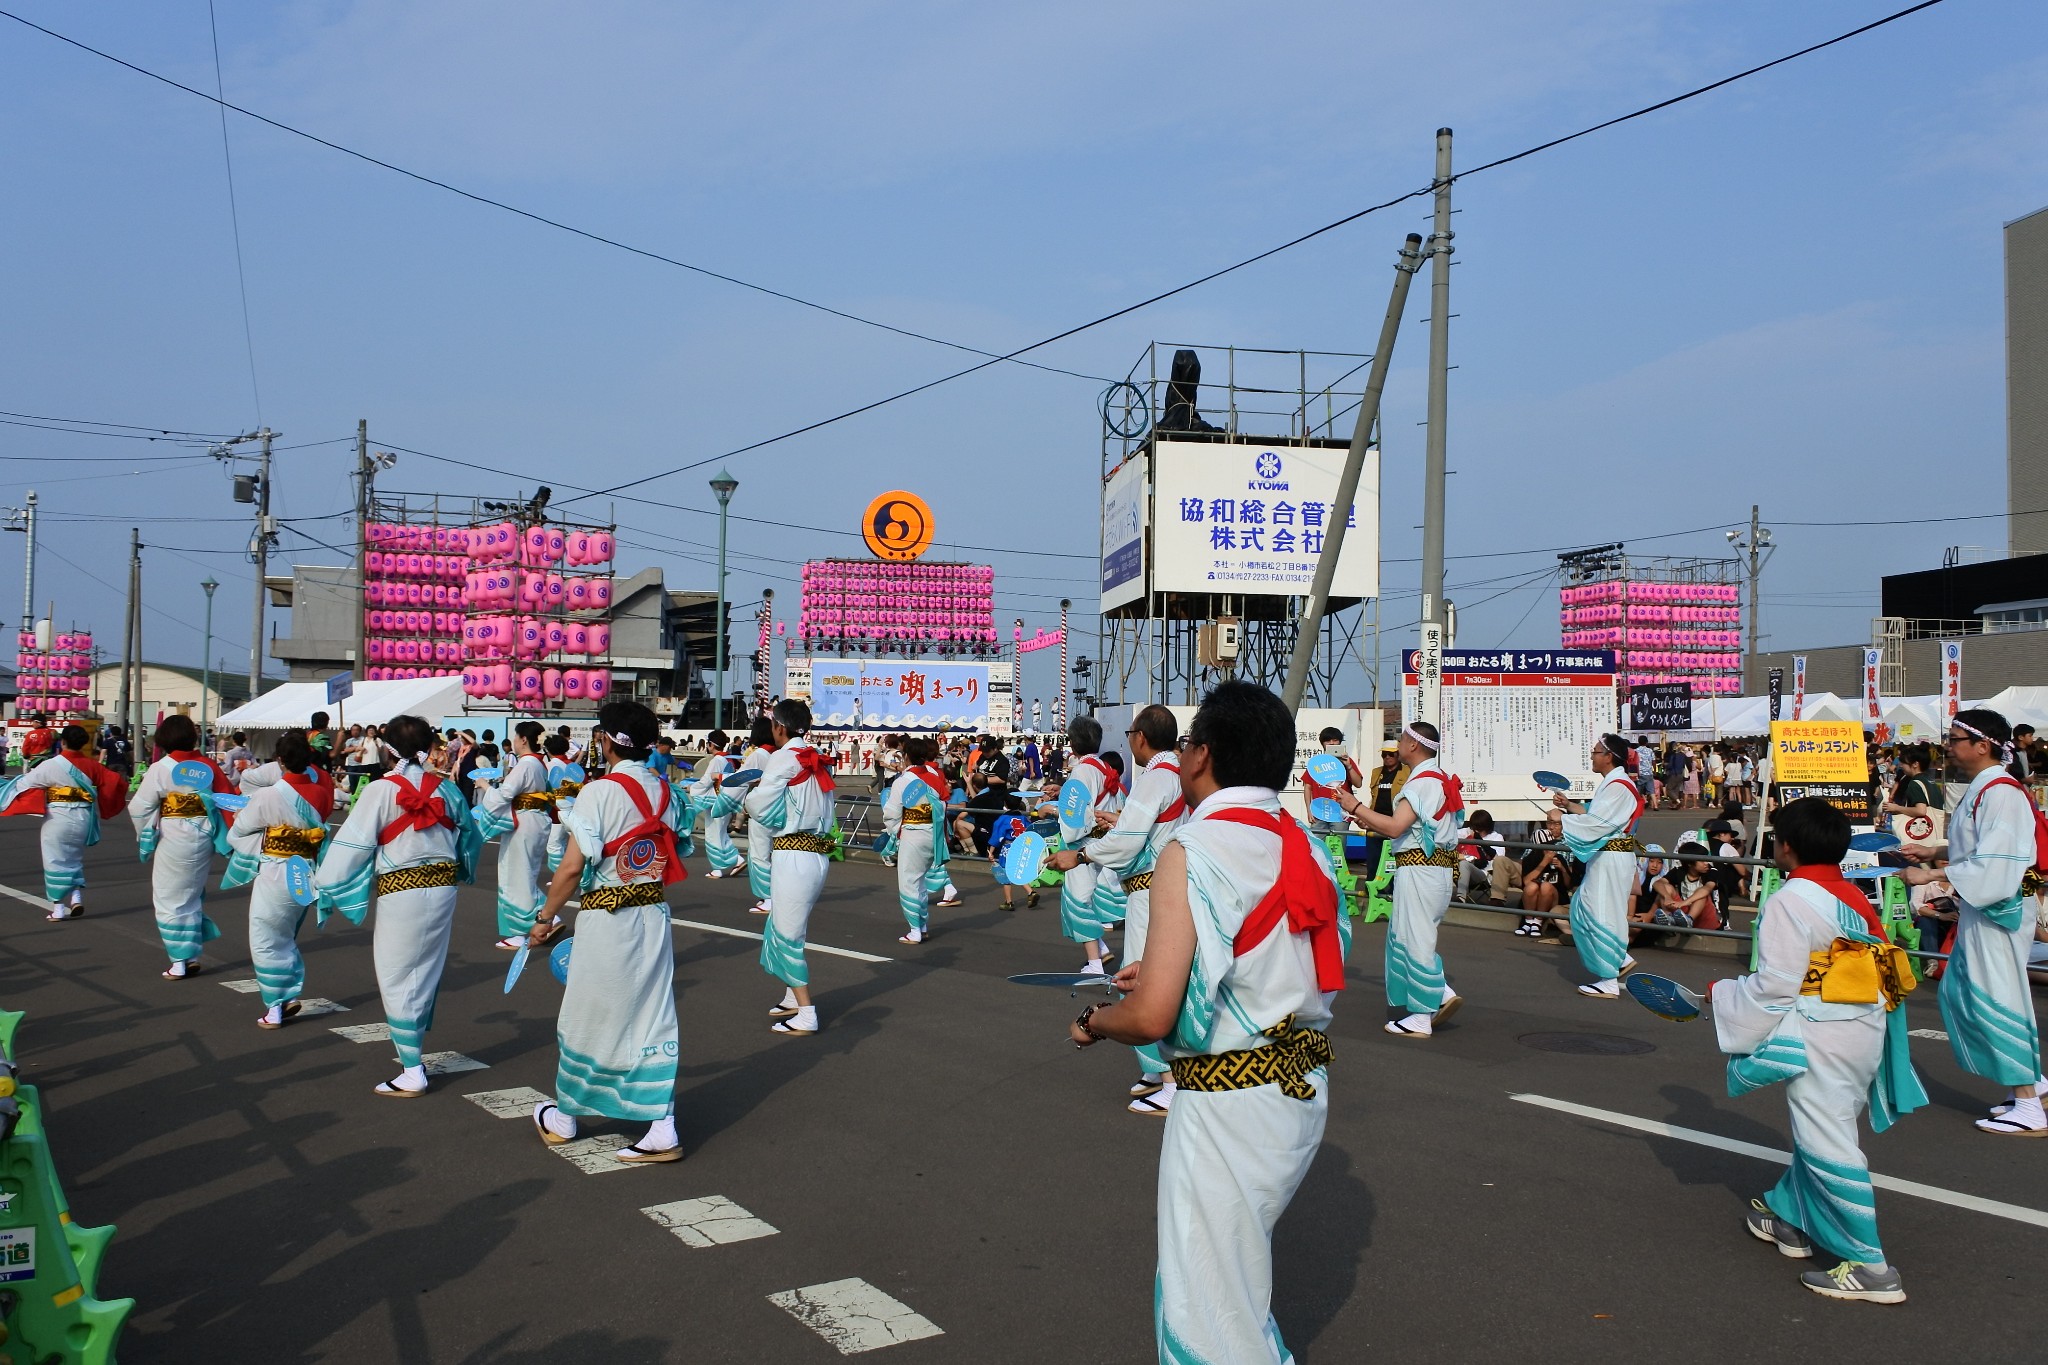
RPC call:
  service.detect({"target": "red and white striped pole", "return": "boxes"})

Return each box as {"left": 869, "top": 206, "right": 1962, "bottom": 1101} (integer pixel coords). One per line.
{"left": 1056, "top": 598, "right": 1070, "bottom": 736}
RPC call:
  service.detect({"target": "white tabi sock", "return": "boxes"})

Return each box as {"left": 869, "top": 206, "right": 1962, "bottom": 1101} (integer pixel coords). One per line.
{"left": 944, "top": 884, "right": 959, "bottom": 900}
{"left": 165, "top": 960, "right": 189, "bottom": 978}
{"left": 1140, "top": 1071, "right": 1166, "bottom": 1085}
{"left": 640, "top": 1115, "right": 678, "bottom": 1150}
{"left": 778, "top": 988, "right": 799, "bottom": 1009}
{"left": 261, "top": 1003, "right": 284, "bottom": 1026}
{"left": 394, "top": 1064, "right": 428, "bottom": 1093}
{"left": 2008, "top": 1097, "right": 2046, "bottom": 1128}
{"left": 66, "top": 890, "right": 82, "bottom": 907}
{"left": 538, "top": 1102, "right": 578, "bottom": 1139}
{"left": 1095, "top": 938, "right": 1111, "bottom": 955}
{"left": 792, "top": 1006, "right": 818, "bottom": 1031}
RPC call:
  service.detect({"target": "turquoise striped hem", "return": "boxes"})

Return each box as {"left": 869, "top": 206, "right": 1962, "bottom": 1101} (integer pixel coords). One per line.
{"left": 1769, "top": 1147, "right": 1883, "bottom": 1265}
{"left": 898, "top": 886, "right": 928, "bottom": 933}
{"left": 760, "top": 917, "right": 809, "bottom": 987}
{"left": 388, "top": 1015, "right": 428, "bottom": 1069}
{"left": 1385, "top": 928, "right": 1446, "bottom": 1015}
{"left": 495, "top": 886, "right": 538, "bottom": 938}
{"left": 253, "top": 959, "right": 304, "bottom": 1008}
{"left": 42, "top": 869, "right": 83, "bottom": 901}
{"left": 1567, "top": 886, "right": 1629, "bottom": 980}
{"left": 747, "top": 855, "right": 773, "bottom": 900}
{"left": 1940, "top": 966, "right": 2044, "bottom": 1086}
{"left": 1060, "top": 881, "right": 1105, "bottom": 944}
{"left": 157, "top": 914, "right": 221, "bottom": 961}
{"left": 556, "top": 1042, "right": 677, "bottom": 1121}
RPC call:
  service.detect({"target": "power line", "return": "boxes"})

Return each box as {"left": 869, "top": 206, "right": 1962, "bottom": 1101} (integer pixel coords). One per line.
{"left": 0, "top": 419, "right": 216, "bottom": 446}
{"left": 551, "top": 0, "right": 1955, "bottom": 505}
{"left": 204, "top": 0, "right": 262, "bottom": 423}
{"left": 0, "top": 409, "right": 233, "bottom": 437}
{"left": 0, "top": 8, "right": 1108, "bottom": 389}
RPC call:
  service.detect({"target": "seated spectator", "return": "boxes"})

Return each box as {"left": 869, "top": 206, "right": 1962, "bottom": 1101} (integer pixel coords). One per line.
{"left": 1628, "top": 845, "right": 1683, "bottom": 944}
{"left": 1514, "top": 810, "right": 1578, "bottom": 938}
{"left": 1459, "top": 808, "right": 1506, "bottom": 903}
{"left": 1911, "top": 864, "right": 1960, "bottom": 969}
{"left": 1665, "top": 842, "right": 1724, "bottom": 931}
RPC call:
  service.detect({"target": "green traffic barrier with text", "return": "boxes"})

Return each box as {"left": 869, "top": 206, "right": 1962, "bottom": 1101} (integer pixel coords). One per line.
{"left": 0, "top": 1009, "right": 132, "bottom": 1365}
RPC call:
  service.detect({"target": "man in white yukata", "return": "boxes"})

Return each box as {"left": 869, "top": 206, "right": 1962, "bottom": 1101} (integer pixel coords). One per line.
{"left": 690, "top": 730, "right": 744, "bottom": 878}
{"left": 1900, "top": 708, "right": 2048, "bottom": 1136}
{"left": 1049, "top": 704, "right": 1187, "bottom": 1113}
{"left": 737, "top": 713, "right": 785, "bottom": 916}
{"left": 881, "top": 735, "right": 954, "bottom": 945}
{"left": 1058, "top": 716, "right": 1123, "bottom": 976}
{"left": 1715, "top": 796, "right": 1926, "bottom": 1303}
{"left": 0, "top": 725, "right": 125, "bottom": 920}
{"left": 1068, "top": 681, "right": 1343, "bottom": 1364}
{"left": 748, "top": 699, "right": 837, "bottom": 1035}
{"left": 1339, "top": 720, "right": 1464, "bottom": 1037}
{"left": 528, "top": 700, "right": 690, "bottom": 1163}
{"left": 222, "top": 731, "right": 335, "bottom": 1028}
{"left": 129, "top": 714, "right": 239, "bottom": 978}
{"left": 1552, "top": 733, "right": 1646, "bottom": 998}
{"left": 314, "top": 714, "right": 482, "bottom": 1098}
{"left": 543, "top": 735, "right": 581, "bottom": 873}
{"left": 475, "top": 720, "right": 556, "bottom": 950}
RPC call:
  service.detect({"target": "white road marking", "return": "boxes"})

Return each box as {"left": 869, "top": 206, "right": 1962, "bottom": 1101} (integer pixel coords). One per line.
{"left": 463, "top": 1086, "right": 551, "bottom": 1119}
{"left": 550, "top": 1133, "right": 651, "bottom": 1174}
{"left": 331, "top": 1023, "right": 392, "bottom": 1043}
{"left": 220, "top": 978, "right": 263, "bottom": 994}
{"left": 669, "top": 917, "right": 892, "bottom": 964}
{"left": 0, "top": 883, "right": 52, "bottom": 911}
{"left": 1511, "top": 1093, "right": 2048, "bottom": 1231}
{"left": 642, "top": 1196, "right": 779, "bottom": 1248}
{"left": 422, "top": 1051, "right": 488, "bottom": 1076}
{"left": 1909, "top": 1028, "right": 1950, "bottom": 1041}
{"left": 294, "top": 998, "right": 350, "bottom": 1018}
{"left": 768, "top": 1278, "right": 943, "bottom": 1354}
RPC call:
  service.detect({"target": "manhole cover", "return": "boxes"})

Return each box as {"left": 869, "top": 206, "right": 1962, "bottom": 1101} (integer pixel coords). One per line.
{"left": 1517, "top": 1032, "right": 1655, "bottom": 1056}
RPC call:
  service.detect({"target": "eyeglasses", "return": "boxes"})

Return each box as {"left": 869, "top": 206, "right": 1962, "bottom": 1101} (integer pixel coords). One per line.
{"left": 1944, "top": 733, "right": 1975, "bottom": 747}
{"left": 1176, "top": 736, "right": 1198, "bottom": 751}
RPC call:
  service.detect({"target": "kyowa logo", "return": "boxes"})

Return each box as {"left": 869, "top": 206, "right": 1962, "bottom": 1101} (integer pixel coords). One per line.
{"left": 1248, "top": 450, "right": 1288, "bottom": 491}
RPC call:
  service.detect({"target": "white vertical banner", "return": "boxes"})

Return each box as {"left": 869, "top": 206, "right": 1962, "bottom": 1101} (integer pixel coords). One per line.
{"left": 1791, "top": 654, "right": 1806, "bottom": 721}
{"left": 1414, "top": 622, "right": 1444, "bottom": 731}
{"left": 1860, "top": 646, "right": 1883, "bottom": 732}
{"left": 1939, "top": 639, "right": 1962, "bottom": 727}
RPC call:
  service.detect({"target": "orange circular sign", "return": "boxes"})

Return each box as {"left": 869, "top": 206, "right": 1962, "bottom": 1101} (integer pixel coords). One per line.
{"left": 862, "top": 491, "right": 935, "bottom": 562}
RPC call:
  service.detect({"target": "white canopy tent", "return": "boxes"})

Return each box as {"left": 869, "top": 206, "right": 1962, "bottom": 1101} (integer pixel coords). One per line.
{"left": 1675, "top": 691, "right": 1861, "bottom": 738}
{"left": 215, "top": 676, "right": 467, "bottom": 733}
{"left": 1883, "top": 696, "right": 1944, "bottom": 743}
{"left": 1977, "top": 686, "right": 2048, "bottom": 733}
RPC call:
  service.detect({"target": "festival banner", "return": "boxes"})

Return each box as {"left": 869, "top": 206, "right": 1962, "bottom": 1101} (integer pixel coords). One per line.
{"left": 1939, "top": 639, "right": 1963, "bottom": 727}
{"left": 1860, "top": 647, "right": 1883, "bottom": 732}
{"left": 1791, "top": 654, "right": 1806, "bottom": 721}
{"left": 786, "top": 658, "right": 997, "bottom": 731}
{"left": 1770, "top": 720, "right": 1867, "bottom": 784}
{"left": 1767, "top": 668, "right": 1783, "bottom": 722}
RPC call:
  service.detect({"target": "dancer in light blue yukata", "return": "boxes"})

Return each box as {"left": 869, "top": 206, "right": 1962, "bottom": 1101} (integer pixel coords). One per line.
{"left": 475, "top": 721, "right": 556, "bottom": 949}
{"left": 0, "top": 725, "right": 125, "bottom": 920}
{"left": 528, "top": 700, "right": 690, "bottom": 1164}
{"left": 221, "top": 731, "right": 335, "bottom": 1028}
{"left": 1050, "top": 705, "right": 1187, "bottom": 1113}
{"left": 1068, "top": 682, "right": 1344, "bottom": 1365}
{"left": 1714, "top": 796, "right": 1926, "bottom": 1303}
{"left": 1057, "top": 716, "right": 1123, "bottom": 976}
{"left": 881, "top": 735, "right": 953, "bottom": 944}
{"left": 689, "top": 731, "right": 744, "bottom": 878}
{"left": 128, "top": 714, "right": 238, "bottom": 979}
{"left": 314, "top": 714, "right": 482, "bottom": 1098}
{"left": 1901, "top": 708, "right": 2048, "bottom": 1136}
{"left": 1339, "top": 721, "right": 1464, "bottom": 1037}
{"left": 738, "top": 713, "right": 782, "bottom": 915}
{"left": 748, "top": 699, "right": 837, "bottom": 1035}
{"left": 544, "top": 735, "right": 580, "bottom": 873}
{"left": 1554, "top": 733, "right": 1646, "bottom": 998}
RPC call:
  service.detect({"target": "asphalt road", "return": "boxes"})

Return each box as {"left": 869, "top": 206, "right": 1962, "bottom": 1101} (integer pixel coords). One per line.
{"left": 1, "top": 812, "right": 2044, "bottom": 1363}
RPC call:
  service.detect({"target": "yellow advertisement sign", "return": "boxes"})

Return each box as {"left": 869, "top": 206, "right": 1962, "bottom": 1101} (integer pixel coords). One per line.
{"left": 1769, "top": 720, "right": 1868, "bottom": 784}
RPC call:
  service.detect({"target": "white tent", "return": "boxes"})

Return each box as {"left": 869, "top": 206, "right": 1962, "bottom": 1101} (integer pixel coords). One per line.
{"left": 1978, "top": 686, "right": 2048, "bottom": 733}
{"left": 216, "top": 676, "right": 467, "bottom": 731}
{"left": 1883, "top": 696, "right": 1944, "bottom": 743}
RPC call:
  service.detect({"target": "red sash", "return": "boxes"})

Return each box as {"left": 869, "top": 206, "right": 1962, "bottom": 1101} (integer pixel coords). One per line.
{"left": 909, "top": 763, "right": 950, "bottom": 803}
{"left": 1080, "top": 754, "right": 1123, "bottom": 800}
{"left": 1153, "top": 758, "right": 1187, "bottom": 822}
{"left": 789, "top": 745, "right": 837, "bottom": 794}
{"left": 1404, "top": 768, "right": 1465, "bottom": 817}
{"left": 377, "top": 772, "right": 454, "bottom": 844}
{"left": 597, "top": 771, "right": 687, "bottom": 885}
{"left": 1202, "top": 807, "right": 1345, "bottom": 993}
{"left": 3, "top": 751, "right": 125, "bottom": 819}
{"left": 1787, "top": 864, "right": 1885, "bottom": 939}
{"left": 1601, "top": 769, "right": 1645, "bottom": 832}
{"left": 282, "top": 767, "right": 337, "bottom": 822}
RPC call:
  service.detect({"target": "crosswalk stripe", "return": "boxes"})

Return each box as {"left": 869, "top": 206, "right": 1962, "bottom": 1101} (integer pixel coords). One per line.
{"left": 768, "top": 1278, "right": 944, "bottom": 1353}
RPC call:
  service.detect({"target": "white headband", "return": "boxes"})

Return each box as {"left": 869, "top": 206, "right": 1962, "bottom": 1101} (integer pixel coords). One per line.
{"left": 1401, "top": 724, "right": 1439, "bottom": 752}
{"left": 1952, "top": 718, "right": 2014, "bottom": 761}
{"left": 606, "top": 731, "right": 637, "bottom": 748}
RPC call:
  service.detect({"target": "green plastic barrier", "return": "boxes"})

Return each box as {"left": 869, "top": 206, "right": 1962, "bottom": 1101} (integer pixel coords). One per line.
{"left": 1320, "top": 836, "right": 1363, "bottom": 919}
{"left": 1878, "top": 874, "right": 1920, "bottom": 951}
{"left": 0, "top": 1020, "right": 132, "bottom": 1364}
{"left": 1362, "top": 843, "right": 1395, "bottom": 924}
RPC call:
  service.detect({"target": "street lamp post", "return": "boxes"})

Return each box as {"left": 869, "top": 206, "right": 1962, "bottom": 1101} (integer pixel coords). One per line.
{"left": 709, "top": 469, "right": 739, "bottom": 731}
{"left": 201, "top": 577, "right": 219, "bottom": 743}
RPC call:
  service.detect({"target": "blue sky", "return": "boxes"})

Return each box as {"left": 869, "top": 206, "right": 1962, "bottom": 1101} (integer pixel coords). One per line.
{"left": 2, "top": 0, "right": 2043, "bottom": 712}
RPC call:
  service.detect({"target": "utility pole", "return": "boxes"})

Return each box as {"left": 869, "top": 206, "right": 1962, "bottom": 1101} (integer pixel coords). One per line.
{"left": 123, "top": 530, "right": 142, "bottom": 743}
{"left": 1727, "top": 505, "right": 1776, "bottom": 661}
{"left": 248, "top": 427, "right": 277, "bottom": 698}
{"left": 2, "top": 490, "right": 37, "bottom": 634}
{"left": 1280, "top": 232, "right": 1426, "bottom": 710}
{"left": 1419, "top": 127, "right": 1454, "bottom": 634}
{"left": 354, "top": 419, "right": 370, "bottom": 680}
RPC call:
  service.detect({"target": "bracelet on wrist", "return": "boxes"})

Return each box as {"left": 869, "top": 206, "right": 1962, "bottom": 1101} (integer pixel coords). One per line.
{"left": 1076, "top": 1002, "right": 1108, "bottom": 1041}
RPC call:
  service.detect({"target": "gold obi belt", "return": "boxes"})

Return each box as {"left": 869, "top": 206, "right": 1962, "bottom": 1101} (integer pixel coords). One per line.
{"left": 1169, "top": 1014, "right": 1332, "bottom": 1101}
{"left": 46, "top": 786, "right": 93, "bottom": 805}
{"left": 582, "top": 881, "right": 666, "bottom": 912}
{"left": 773, "top": 832, "right": 836, "bottom": 855}
{"left": 161, "top": 792, "right": 209, "bottom": 819}
{"left": 375, "top": 862, "right": 458, "bottom": 897}
{"left": 513, "top": 793, "right": 557, "bottom": 813}
{"left": 900, "top": 807, "right": 934, "bottom": 826}
{"left": 1394, "top": 849, "right": 1458, "bottom": 869}
{"left": 261, "top": 826, "right": 325, "bottom": 858}
{"left": 1801, "top": 938, "right": 1917, "bottom": 1011}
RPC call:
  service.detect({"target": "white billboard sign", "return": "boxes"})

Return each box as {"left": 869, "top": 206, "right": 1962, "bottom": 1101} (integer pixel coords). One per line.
{"left": 1402, "top": 649, "right": 1617, "bottom": 811}
{"left": 1150, "top": 439, "right": 1379, "bottom": 599}
{"left": 1099, "top": 456, "right": 1148, "bottom": 612}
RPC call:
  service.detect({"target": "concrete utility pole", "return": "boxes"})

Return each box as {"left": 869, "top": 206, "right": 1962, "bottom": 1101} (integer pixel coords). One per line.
{"left": 1727, "top": 505, "right": 1776, "bottom": 660}
{"left": 354, "top": 419, "right": 370, "bottom": 679}
{"left": 124, "top": 530, "right": 142, "bottom": 742}
{"left": 1280, "top": 232, "right": 1426, "bottom": 710}
{"left": 1419, "top": 127, "right": 1454, "bottom": 633}
{"left": 248, "top": 427, "right": 277, "bottom": 698}
{"left": 5, "top": 490, "right": 37, "bottom": 634}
